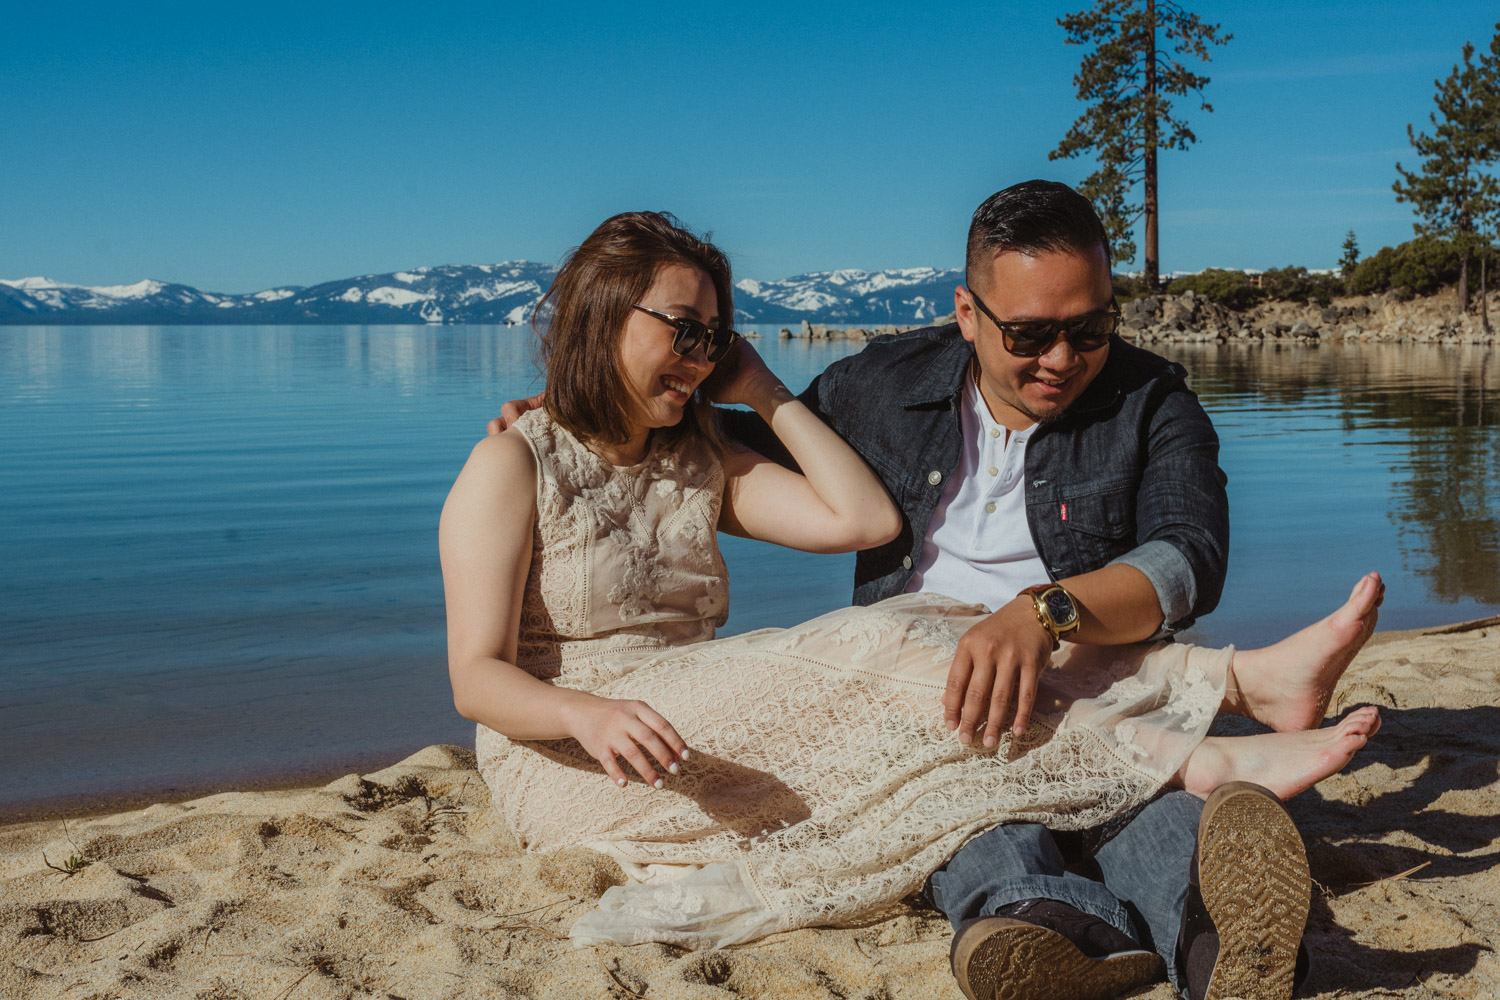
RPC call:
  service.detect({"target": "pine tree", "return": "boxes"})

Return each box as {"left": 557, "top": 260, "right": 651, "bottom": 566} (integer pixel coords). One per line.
{"left": 1393, "top": 37, "right": 1500, "bottom": 312}
{"left": 1473, "top": 173, "right": 1498, "bottom": 332}
{"left": 1049, "top": 0, "right": 1231, "bottom": 288}
{"left": 1477, "top": 26, "right": 1500, "bottom": 332}
{"left": 1340, "top": 230, "right": 1360, "bottom": 284}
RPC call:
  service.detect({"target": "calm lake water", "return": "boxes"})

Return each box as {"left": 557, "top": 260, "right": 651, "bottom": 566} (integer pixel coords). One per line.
{"left": 3, "top": 325, "right": 1498, "bottom": 816}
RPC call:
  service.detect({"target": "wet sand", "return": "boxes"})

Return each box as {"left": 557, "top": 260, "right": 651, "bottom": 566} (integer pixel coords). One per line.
{"left": 3, "top": 617, "right": 1497, "bottom": 999}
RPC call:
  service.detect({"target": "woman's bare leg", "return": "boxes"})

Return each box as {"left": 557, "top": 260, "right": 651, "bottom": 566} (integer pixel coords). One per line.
{"left": 1221, "top": 572, "right": 1385, "bottom": 732}
{"left": 1173, "top": 706, "right": 1381, "bottom": 800}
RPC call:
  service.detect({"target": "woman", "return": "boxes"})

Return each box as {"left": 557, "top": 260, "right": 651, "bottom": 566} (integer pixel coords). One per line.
{"left": 441, "top": 211, "right": 1378, "bottom": 949}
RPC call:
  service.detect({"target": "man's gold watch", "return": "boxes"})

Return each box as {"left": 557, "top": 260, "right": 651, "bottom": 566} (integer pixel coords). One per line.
{"left": 1019, "top": 583, "right": 1081, "bottom": 651}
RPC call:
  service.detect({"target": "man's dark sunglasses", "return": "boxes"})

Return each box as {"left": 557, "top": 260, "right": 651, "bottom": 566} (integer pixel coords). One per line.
{"left": 632, "top": 305, "right": 740, "bottom": 363}
{"left": 967, "top": 286, "right": 1119, "bottom": 358}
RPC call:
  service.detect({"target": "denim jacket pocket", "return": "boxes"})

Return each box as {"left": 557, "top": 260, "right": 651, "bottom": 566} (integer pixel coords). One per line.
{"left": 1057, "top": 484, "right": 1136, "bottom": 566}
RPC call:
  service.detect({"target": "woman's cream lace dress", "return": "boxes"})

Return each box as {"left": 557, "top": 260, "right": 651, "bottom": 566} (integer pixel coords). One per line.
{"left": 475, "top": 409, "right": 1231, "bottom": 949}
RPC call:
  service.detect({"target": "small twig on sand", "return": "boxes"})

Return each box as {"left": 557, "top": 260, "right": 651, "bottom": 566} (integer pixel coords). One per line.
{"left": 1421, "top": 615, "right": 1500, "bottom": 636}
{"left": 43, "top": 852, "right": 90, "bottom": 877}
{"left": 270, "top": 957, "right": 331, "bottom": 1000}
{"left": 1352, "top": 861, "right": 1432, "bottom": 887}
{"left": 64, "top": 818, "right": 84, "bottom": 849}
{"left": 602, "top": 957, "right": 648, "bottom": 998}
{"left": 419, "top": 779, "right": 474, "bottom": 830}
{"left": 7, "top": 961, "right": 59, "bottom": 977}
{"left": 491, "top": 921, "right": 570, "bottom": 939}
{"left": 491, "top": 896, "right": 574, "bottom": 920}
{"left": 44, "top": 819, "right": 92, "bottom": 877}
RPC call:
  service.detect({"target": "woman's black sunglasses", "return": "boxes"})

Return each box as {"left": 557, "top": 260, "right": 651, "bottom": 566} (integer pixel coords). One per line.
{"left": 968, "top": 286, "right": 1119, "bottom": 358}
{"left": 632, "top": 305, "right": 740, "bottom": 363}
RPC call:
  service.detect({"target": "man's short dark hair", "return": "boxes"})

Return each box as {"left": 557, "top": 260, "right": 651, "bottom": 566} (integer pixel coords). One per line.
{"left": 965, "top": 180, "right": 1111, "bottom": 287}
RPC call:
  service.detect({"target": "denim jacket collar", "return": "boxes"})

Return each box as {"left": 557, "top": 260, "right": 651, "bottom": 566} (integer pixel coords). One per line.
{"left": 1064, "top": 338, "right": 1128, "bottom": 419}
{"left": 901, "top": 328, "right": 973, "bottom": 408}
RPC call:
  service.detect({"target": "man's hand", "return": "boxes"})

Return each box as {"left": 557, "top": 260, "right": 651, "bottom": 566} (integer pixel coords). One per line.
{"left": 942, "top": 596, "right": 1054, "bottom": 746}
{"left": 486, "top": 393, "right": 545, "bottom": 436}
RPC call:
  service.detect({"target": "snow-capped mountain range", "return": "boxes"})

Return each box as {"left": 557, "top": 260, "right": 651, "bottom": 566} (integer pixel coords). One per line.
{"left": 734, "top": 267, "right": 960, "bottom": 324}
{"left": 0, "top": 264, "right": 963, "bottom": 327}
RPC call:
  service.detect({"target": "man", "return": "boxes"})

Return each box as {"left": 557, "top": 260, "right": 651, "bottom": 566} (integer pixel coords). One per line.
{"left": 493, "top": 181, "right": 1376, "bottom": 1000}
{"left": 740, "top": 179, "right": 1291, "bottom": 1000}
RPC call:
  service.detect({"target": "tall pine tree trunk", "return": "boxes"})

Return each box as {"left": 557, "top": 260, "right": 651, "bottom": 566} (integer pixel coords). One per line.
{"left": 1482, "top": 251, "right": 1490, "bottom": 334}
{"left": 1143, "top": 0, "right": 1160, "bottom": 288}
{"left": 1459, "top": 250, "right": 1470, "bottom": 313}
{"left": 1457, "top": 170, "right": 1471, "bottom": 312}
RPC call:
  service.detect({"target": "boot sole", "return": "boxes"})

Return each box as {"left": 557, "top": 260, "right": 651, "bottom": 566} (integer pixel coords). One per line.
{"left": 1197, "top": 782, "right": 1311, "bottom": 1000}
{"left": 952, "top": 917, "right": 1163, "bottom": 1000}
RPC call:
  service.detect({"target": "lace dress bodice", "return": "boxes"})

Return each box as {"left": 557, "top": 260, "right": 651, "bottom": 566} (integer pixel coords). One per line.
{"left": 512, "top": 409, "right": 729, "bottom": 688}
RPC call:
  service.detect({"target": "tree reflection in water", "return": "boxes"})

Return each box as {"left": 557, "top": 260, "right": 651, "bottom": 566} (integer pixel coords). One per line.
{"left": 1163, "top": 343, "right": 1500, "bottom": 638}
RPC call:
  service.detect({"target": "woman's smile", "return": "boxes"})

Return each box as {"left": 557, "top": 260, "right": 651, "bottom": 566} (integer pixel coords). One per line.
{"left": 618, "top": 263, "right": 720, "bottom": 438}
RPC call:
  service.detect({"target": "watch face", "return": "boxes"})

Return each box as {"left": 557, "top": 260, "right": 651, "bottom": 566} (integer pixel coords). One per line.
{"left": 1044, "top": 588, "right": 1078, "bottom": 627}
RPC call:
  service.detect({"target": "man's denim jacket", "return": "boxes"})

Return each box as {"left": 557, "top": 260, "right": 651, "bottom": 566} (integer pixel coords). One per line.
{"left": 730, "top": 324, "right": 1230, "bottom": 635}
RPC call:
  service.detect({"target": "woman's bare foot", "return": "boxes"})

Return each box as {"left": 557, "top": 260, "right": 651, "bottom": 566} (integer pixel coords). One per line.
{"left": 1175, "top": 706, "right": 1381, "bottom": 800}
{"left": 1223, "top": 572, "right": 1385, "bottom": 732}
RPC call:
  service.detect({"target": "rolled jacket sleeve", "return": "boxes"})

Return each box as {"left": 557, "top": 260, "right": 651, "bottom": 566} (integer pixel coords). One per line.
{"left": 1112, "top": 382, "right": 1230, "bottom": 635}
{"left": 1109, "top": 540, "right": 1199, "bottom": 638}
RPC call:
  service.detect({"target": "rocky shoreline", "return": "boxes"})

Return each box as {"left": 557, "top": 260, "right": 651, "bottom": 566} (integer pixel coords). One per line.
{"left": 755, "top": 287, "right": 1500, "bottom": 345}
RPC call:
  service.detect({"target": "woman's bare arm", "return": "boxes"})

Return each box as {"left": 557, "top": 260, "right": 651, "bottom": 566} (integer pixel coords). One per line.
{"left": 712, "top": 343, "right": 901, "bottom": 553}
{"left": 440, "top": 431, "right": 688, "bottom": 787}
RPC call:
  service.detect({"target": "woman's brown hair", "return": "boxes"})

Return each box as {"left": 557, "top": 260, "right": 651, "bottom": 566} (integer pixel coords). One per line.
{"left": 534, "top": 211, "right": 733, "bottom": 451}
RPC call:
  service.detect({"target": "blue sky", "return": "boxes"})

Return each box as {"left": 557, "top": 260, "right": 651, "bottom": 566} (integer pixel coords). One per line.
{"left": 3, "top": 1, "right": 1495, "bottom": 292}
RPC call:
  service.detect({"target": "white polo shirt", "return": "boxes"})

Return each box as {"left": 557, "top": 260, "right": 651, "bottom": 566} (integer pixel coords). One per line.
{"left": 902, "top": 370, "right": 1049, "bottom": 610}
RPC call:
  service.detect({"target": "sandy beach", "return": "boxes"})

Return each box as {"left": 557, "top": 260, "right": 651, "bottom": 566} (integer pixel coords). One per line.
{"left": 4, "top": 618, "right": 1497, "bottom": 1000}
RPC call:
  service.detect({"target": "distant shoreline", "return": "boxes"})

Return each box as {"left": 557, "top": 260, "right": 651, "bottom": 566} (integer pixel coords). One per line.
{"left": 755, "top": 288, "right": 1500, "bottom": 346}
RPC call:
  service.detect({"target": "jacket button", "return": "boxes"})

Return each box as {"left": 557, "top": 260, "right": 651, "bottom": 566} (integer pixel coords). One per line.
{"left": 902, "top": 555, "right": 913, "bottom": 569}
{"left": 927, "top": 470, "right": 942, "bottom": 485}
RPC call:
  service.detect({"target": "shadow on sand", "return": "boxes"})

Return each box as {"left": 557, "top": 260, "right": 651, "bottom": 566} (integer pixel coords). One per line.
{"left": 1293, "top": 704, "right": 1500, "bottom": 992}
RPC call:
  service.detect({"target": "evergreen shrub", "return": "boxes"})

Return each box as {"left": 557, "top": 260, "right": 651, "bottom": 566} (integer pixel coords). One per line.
{"left": 1166, "top": 268, "right": 1262, "bottom": 309}
{"left": 1349, "top": 236, "right": 1463, "bottom": 298}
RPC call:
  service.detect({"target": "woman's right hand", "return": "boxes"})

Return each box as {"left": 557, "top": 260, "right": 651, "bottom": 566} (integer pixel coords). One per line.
{"left": 562, "top": 694, "right": 691, "bottom": 789}
{"left": 702, "top": 339, "right": 787, "bottom": 413}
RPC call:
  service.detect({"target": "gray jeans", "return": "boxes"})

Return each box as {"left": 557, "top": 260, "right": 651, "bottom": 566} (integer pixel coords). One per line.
{"left": 925, "top": 790, "right": 1204, "bottom": 997}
